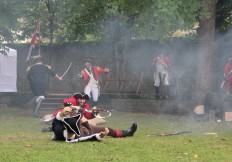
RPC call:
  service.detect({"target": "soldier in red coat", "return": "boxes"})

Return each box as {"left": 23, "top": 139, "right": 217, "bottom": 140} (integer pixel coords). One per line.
{"left": 42, "top": 92, "right": 103, "bottom": 132}
{"left": 51, "top": 102, "right": 137, "bottom": 142}
{"left": 79, "top": 59, "right": 109, "bottom": 103}
{"left": 222, "top": 58, "right": 232, "bottom": 94}
{"left": 63, "top": 92, "right": 90, "bottom": 109}
{"left": 151, "top": 53, "right": 170, "bottom": 96}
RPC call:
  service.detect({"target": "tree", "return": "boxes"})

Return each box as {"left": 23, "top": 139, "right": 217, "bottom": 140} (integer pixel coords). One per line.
{"left": 0, "top": 0, "right": 229, "bottom": 101}
{"left": 216, "top": 0, "right": 232, "bottom": 33}
{"left": 0, "top": 0, "right": 25, "bottom": 54}
{"left": 20, "top": 0, "right": 64, "bottom": 46}
{"left": 196, "top": 0, "right": 217, "bottom": 103}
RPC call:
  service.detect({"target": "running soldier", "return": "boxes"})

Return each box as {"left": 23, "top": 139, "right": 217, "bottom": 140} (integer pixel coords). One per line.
{"left": 26, "top": 55, "right": 62, "bottom": 117}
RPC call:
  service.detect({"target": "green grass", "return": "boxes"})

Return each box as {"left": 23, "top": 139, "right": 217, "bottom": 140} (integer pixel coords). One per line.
{"left": 0, "top": 107, "right": 232, "bottom": 162}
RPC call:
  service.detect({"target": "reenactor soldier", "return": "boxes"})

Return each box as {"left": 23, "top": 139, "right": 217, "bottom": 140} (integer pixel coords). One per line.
{"left": 79, "top": 59, "right": 109, "bottom": 104}
{"left": 152, "top": 53, "right": 170, "bottom": 97}
{"left": 26, "top": 55, "right": 62, "bottom": 117}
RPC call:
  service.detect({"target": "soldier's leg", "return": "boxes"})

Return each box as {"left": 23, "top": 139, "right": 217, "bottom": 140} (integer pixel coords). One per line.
{"left": 164, "top": 73, "right": 170, "bottom": 94}
{"left": 84, "top": 85, "right": 92, "bottom": 99}
{"left": 154, "top": 72, "right": 160, "bottom": 87}
{"left": 159, "top": 72, "right": 165, "bottom": 98}
{"left": 153, "top": 72, "right": 156, "bottom": 86}
{"left": 64, "top": 128, "right": 109, "bottom": 143}
{"left": 91, "top": 123, "right": 137, "bottom": 138}
{"left": 33, "top": 96, "right": 45, "bottom": 117}
{"left": 91, "top": 86, "right": 99, "bottom": 102}
{"left": 155, "top": 86, "right": 159, "bottom": 94}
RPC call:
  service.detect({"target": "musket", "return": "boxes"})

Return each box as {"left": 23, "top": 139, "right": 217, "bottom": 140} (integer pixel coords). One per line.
{"left": 147, "top": 131, "right": 191, "bottom": 137}
{"left": 71, "top": 107, "right": 114, "bottom": 119}
{"left": 42, "top": 108, "right": 113, "bottom": 125}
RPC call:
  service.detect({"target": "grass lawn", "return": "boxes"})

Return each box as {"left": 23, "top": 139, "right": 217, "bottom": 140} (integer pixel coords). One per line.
{"left": 0, "top": 106, "right": 232, "bottom": 162}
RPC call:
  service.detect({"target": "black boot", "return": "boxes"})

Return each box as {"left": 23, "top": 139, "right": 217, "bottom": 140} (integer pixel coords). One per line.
{"left": 164, "top": 86, "right": 170, "bottom": 99}
{"left": 155, "top": 87, "right": 160, "bottom": 99}
{"left": 121, "top": 123, "right": 137, "bottom": 137}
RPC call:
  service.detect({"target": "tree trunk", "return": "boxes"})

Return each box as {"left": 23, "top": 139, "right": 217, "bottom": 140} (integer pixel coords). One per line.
{"left": 196, "top": 0, "right": 217, "bottom": 104}
{"left": 122, "top": 35, "right": 130, "bottom": 74}
{"left": 113, "top": 18, "right": 121, "bottom": 75}
{"left": 49, "top": 12, "right": 54, "bottom": 47}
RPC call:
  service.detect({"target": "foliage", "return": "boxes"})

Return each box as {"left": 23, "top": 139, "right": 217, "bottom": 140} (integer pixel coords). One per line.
{"left": 137, "top": 0, "right": 204, "bottom": 41}
{"left": 1, "top": 107, "right": 232, "bottom": 162}
{"left": 0, "top": 0, "right": 231, "bottom": 46}
{"left": 17, "top": 0, "right": 64, "bottom": 45}
{"left": 62, "top": 0, "right": 206, "bottom": 42}
{"left": 17, "top": 0, "right": 207, "bottom": 43}
{"left": 0, "top": 0, "right": 24, "bottom": 54}
{"left": 216, "top": 0, "right": 232, "bottom": 33}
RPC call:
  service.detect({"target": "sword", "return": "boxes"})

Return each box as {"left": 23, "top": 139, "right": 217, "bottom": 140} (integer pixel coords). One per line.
{"left": 61, "top": 62, "right": 72, "bottom": 78}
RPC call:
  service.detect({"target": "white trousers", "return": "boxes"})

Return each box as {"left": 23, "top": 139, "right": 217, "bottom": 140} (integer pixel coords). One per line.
{"left": 154, "top": 72, "right": 169, "bottom": 87}
{"left": 84, "top": 85, "right": 99, "bottom": 102}
{"left": 63, "top": 130, "right": 104, "bottom": 143}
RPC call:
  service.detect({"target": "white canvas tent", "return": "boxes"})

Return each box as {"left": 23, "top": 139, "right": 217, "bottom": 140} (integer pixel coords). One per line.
{"left": 0, "top": 47, "right": 17, "bottom": 92}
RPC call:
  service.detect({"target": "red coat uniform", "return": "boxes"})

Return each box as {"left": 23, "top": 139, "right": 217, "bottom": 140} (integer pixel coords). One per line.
{"left": 51, "top": 97, "right": 90, "bottom": 118}
{"left": 223, "top": 61, "right": 232, "bottom": 94}
{"left": 81, "top": 66, "right": 106, "bottom": 85}
{"left": 152, "top": 56, "right": 170, "bottom": 68}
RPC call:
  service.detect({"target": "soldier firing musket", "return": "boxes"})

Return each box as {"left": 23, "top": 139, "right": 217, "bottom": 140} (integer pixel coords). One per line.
{"left": 49, "top": 101, "right": 137, "bottom": 142}
{"left": 42, "top": 92, "right": 111, "bottom": 132}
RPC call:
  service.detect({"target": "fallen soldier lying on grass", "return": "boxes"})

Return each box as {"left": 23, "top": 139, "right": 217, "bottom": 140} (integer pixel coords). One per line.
{"left": 51, "top": 102, "right": 137, "bottom": 142}
{"left": 42, "top": 93, "right": 107, "bottom": 132}
{"left": 62, "top": 92, "right": 108, "bottom": 125}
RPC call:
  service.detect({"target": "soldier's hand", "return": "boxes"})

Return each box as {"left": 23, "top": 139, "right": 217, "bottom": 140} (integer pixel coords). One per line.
{"left": 71, "top": 106, "right": 81, "bottom": 111}
{"left": 92, "top": 106, "right": 99, "bottom": 115}
{"left": 55, "top": 74, "right": 62, "bottom": 81}
{"left": 104, "top": 68, "right": 109, "bottom": 73}
{"left": 60, "top": 107, "right": 72, "bottom": 117}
